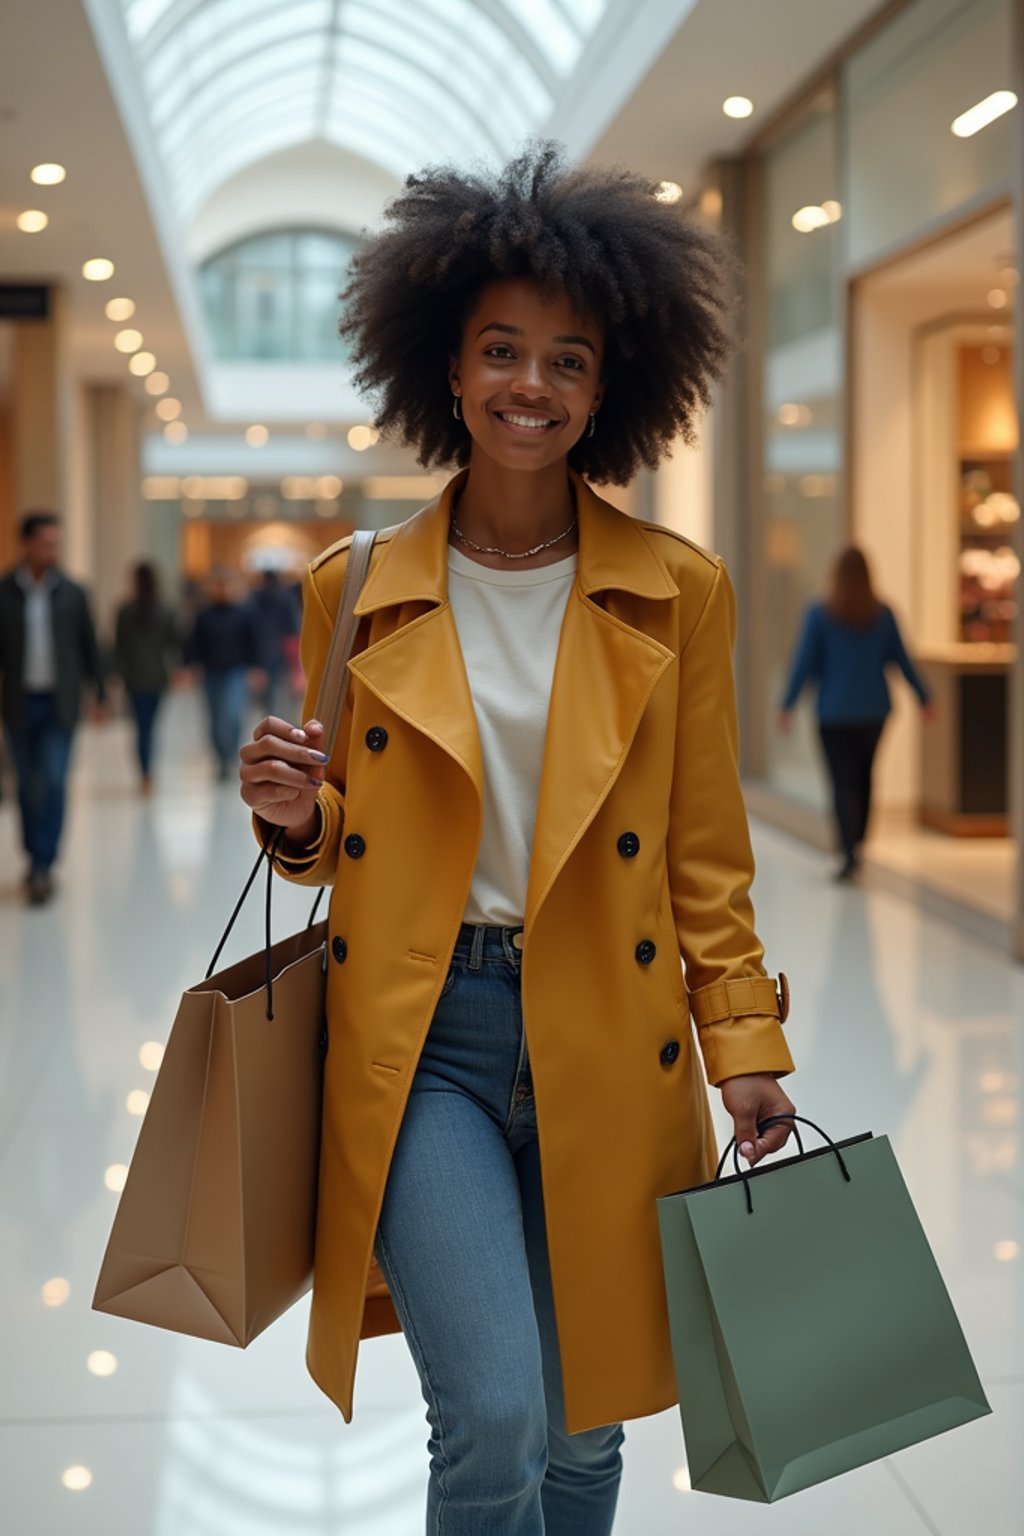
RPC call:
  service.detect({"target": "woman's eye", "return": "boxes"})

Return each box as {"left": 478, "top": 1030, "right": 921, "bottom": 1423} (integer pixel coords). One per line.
{"left": 485, "top": 345, "right": 514, "bottom": 359}
{"left": 557, "top": 355, "right": 585, "bottom": 371}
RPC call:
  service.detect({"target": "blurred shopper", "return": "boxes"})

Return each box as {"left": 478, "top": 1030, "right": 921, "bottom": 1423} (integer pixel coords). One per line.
{"left": 187, "top": 569, "right": 260, "bottom": 781}
{"left": 779, "top": 546, "right": 934, "bottom": 881}
{"left": 239, "top": 146, "right": 796, "bottom": 1536}
{"left": 0, "top": 511, "right": 108, "bottom": 904}
{"left": 247, "top": 569, "right": 299, "bottom": 717}
{"left": 114, "top": 562, "right": 180, "bottom": 794}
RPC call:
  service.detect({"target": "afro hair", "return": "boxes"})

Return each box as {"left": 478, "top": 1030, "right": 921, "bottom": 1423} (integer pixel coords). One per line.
{"left": 340, "top": 142, "right": 737, "bottom": 485}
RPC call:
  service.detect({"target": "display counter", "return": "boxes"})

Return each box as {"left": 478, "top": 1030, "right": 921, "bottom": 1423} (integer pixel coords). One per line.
{"left": 918, "top": 645, "right": 1016, "bottom": 836}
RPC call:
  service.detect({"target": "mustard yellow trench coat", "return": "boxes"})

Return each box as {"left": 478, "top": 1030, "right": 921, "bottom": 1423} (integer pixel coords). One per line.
{"left": 263, "top": 469, "right": 795, "bottom": 1435}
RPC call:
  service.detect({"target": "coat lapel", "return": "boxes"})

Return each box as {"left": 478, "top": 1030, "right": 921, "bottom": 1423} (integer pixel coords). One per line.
{"left": 524, "top": 476, "right": 678, "bottom": 929}
{"left": 347, "top": 473, "right": 483, "bottom": 795}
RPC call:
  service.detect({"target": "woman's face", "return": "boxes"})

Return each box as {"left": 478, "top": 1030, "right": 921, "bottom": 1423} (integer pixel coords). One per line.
{"left": 450, "top": 278, "right": 604, "bottom": 473}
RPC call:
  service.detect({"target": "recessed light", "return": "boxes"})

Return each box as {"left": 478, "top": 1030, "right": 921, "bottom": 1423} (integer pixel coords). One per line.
{"left": 952, "top": 90, "right": 1017, "bottom": 138}
{"left": 129, "top": 351, "right": 156, "bottom": 376}
{"left": 820, "top": 199, "right": 842, "bottom": 223}
{"left": 82, "top": 258, "right": 115, "bottom": 282}
{"left": 792, "top": 205, "right": 831, "bottom": 234}
{"left": 246, "top": 424, "right": 269, "bottom": 447}
{"left": 86, "top": 1350, "right": 118, "bottom": 1377}
{"left": 988, "top": 288, "right": 1009, "bottom": 309}
{"left": 156, "top": 397, "right": 182, "bottom": 421}
{"left": 31, "top": 163, "right": 66, "bottom": 185}
{"left": 17, "top": 209, "right": 48, "bottom": 233}
{"left": 347, "top": 424, "right": 379, "bottom": 451}
{"left": 61, "top": 1466, "right": 93, "bottom": 1492}
{"left": 164, "top": 421, "right": 188, "bottom": 444}
{"left": 105, "top": 297, "right": 135, "bottom": 322}
{"left": 114, "top": 328, "right": 143, "bottom": 353}
{"left": 139, "top": 1042, "right": 164, "bottom": 1070}
{"left": 126, "top": 1089, "right": 150, "bottom": 1116}
{"left": 41, "top": 1277, "right": 71, "bottom": 1307}
{"left": 723, "top": 96, "right": 754, "bottom": 119}
{"left": 104, "top": 1163, "right": 128, "bottom": 1192}
{"left": 655, "top": 180, "right": 683, "bottom": 204}
{"left": 145, "top": 371, "right": 169, "bottom": 395}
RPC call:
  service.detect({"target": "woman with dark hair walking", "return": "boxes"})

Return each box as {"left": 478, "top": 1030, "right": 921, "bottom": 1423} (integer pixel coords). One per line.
{"left": 779, "top": 546, "right": 934, "bottom": 881}
{"left": 238, "top": 144, "right": 796, "bottom": 1535}
{"left": 114, "top": 562, "right": 179, "bottom": 794}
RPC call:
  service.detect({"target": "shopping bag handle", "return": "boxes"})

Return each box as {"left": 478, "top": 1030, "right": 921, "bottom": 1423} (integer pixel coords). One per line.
{"left": 718, "top": 1114, "right": 853, "bottom": 1215}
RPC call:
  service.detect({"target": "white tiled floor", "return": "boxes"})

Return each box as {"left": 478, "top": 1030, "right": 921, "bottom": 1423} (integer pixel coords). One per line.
{"left": 1, "top": 691, "right": 1020, "bottom": 1535}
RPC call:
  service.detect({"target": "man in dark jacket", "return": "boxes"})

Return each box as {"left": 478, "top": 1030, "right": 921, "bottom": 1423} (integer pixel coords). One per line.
{"left": 0, "top": 511, "right": 108, "bottom": 903}
{"left": 187, "top": 568, "right": 262, "bottom": 781}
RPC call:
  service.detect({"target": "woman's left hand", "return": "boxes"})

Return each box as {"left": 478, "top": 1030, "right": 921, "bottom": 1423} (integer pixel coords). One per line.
{"left": 720, "top": 1073, "right": 797, "bottom": 1166}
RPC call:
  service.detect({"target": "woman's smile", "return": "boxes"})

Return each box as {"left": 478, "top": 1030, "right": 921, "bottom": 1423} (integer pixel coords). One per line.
{"left": 493, "top": 409, "right": 561, "bottom": 435}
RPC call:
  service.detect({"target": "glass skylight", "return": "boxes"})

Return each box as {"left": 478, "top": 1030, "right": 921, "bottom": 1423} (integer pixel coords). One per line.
{"left": 115, "top": 0, "right": 609, "bottom": 219}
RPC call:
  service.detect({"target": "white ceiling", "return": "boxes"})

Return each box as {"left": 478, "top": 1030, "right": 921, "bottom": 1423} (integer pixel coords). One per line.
{"left": 0, "top": 0, "right": 921, "bottom": 471}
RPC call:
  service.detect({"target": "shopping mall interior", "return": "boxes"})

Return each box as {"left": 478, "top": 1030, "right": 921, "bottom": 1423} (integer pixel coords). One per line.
{"left": 1, "top": 1, "right": 1022, "bottom": 1532}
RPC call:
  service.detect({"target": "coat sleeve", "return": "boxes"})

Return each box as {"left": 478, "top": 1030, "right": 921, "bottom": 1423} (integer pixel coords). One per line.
{"left": 77, "top": 586, "right": 107, "bottom": 702}
{"left": 667, "top": 559, "right": 795, "bottom": 1087}
{"left": 253, "top": 560, "right": 347, "bottom": 888}
{"left": 780, "top": 603, "right": 821, "bottom": 710}
{"left": 883, "top": 606, "right": 930, "bottom": 705}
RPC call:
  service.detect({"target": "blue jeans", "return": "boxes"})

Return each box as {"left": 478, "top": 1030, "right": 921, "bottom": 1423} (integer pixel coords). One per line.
{"left": 5, "top": 692, "right": 74, "bottom": 874}
{"left": 128, "top": 690, "right": 162, "bottom": 777}
{"left": 202, "top": 668, "right": 248, "bottom": 770}
{"left": 376, "top": 923, "right": 624, "bottom": 1536}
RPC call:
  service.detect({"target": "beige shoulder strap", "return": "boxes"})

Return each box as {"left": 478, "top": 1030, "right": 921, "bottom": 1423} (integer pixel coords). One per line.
{"left": 313, "top": 529, "right": 377, "bottom": 753}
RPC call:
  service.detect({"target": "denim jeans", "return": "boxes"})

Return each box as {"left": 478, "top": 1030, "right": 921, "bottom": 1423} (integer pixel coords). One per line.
{"left": 376, "top": 923, "right": 624, "bottom": 1536}
{"left": 202, "top": 668, "right": 248, "bottom": 771}
{"left": 128, "top": 690, "right": 162, "bottom": 777}
{"left": 5, "top": 692, "right": 74, "bottom": 874}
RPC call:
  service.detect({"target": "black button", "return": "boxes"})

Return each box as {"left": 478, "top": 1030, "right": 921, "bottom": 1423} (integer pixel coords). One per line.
{"left": 344, "top": 834, "right": 366, "bottom": 859}
{"left": 660, "top": 1040, "right": 680, "bottom": 1066}
{"left": 635, "top": 940, "right": 657, "bottom": 965}
{"left": 617, "top": 832, "right": 640, "bottom": 859}
{"left": 365, "top": 726, "right": 388, "bottom": 752}
{"left": 331, "top": 936, "right": 347, "bottom": 964}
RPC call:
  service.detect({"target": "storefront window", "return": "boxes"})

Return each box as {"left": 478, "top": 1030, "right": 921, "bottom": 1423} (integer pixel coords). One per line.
{"left": 844, "top": 0, "right": 1014, "bottom": 270}
{"left": 759, "top": 95, "right": 844, "bottom": 808}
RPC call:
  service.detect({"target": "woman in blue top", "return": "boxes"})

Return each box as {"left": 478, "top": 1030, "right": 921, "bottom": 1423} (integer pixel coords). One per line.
{"left": 779, "top": 546, "right": 934, "bottom": 880}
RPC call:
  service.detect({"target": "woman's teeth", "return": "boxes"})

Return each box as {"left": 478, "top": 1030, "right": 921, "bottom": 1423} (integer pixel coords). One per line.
{"left": 498, "top": 413, "right": 554, "bottom": 430}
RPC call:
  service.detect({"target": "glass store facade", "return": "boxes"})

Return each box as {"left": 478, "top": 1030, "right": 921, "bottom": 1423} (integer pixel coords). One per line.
{"left": 725, "top": 0, "right": 1024, "bottom": 955}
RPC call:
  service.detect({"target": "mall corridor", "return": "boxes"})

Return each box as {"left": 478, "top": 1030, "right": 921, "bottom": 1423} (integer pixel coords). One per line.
{"left": 0, "top": 692, "right": 1020, "bottom": 1535}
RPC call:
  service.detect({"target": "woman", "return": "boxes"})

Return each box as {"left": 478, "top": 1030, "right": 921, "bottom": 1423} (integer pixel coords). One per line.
{"left": 239, "top": 146, "right": 796, "bottom": 1536}
{"left": 779, "top": 546, "right": 934, "bottom": 881}
{"left": 114, "top": 561, "right": 179, "bottom": 794}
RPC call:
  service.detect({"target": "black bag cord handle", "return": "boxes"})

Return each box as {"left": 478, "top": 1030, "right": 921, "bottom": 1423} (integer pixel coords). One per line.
{"left": 201, "top": 529, "right": 377, "bottom": 1005}
{"left": 718, "top": 1113, "right": 853, "bottom": 1215}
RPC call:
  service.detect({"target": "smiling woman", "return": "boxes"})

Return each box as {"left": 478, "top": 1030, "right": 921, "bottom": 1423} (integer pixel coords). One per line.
{"left": 239, "top": 140, "right": 795, "bottom": 1536}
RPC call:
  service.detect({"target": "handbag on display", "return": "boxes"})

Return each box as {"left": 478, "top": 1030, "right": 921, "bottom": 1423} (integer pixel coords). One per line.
{"left": 93, "top": 531, "right": 377, "bottom": 1346}
{"left": 656, "top": 1114, "right": 990, "bottom": 1503}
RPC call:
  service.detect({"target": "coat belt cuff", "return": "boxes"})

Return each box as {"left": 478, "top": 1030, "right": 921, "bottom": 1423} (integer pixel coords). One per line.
{"left": 689, "top": 972, "right": 790, "bottom": 1028}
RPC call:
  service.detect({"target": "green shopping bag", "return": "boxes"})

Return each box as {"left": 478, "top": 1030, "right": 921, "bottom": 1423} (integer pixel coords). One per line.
{"left": 656, "top": 1115, "right": 990, "bottom": 1503}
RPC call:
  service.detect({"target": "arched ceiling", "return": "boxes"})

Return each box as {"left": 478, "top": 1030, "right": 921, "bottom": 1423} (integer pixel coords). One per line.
{"left": 117, "top": 0, "right": 610, "bottom": 222}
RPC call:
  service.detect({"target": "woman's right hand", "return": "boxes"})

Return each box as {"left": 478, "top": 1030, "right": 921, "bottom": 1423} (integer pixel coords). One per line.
{"left": 238, "top": 715, "right": 329, "bottom": 842}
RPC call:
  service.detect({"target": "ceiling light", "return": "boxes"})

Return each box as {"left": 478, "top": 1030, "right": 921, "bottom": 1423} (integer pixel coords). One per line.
{"left": 777, "top": 403, "right": 812, "bottom": 427}
{"left": 246, "top": 424, "right": 269, "bottom": 447}
{"left": 988, "top": 288, "right": 1008, "bottom": 309}
{"left": 994, "top": 1240, "right": 1019, "bottom": 1261}
{"left": 672, "top": 1464, "right": 692, "bottom": 1492}
{"left": 792, "top": 205, "right": 831, "bottom": 234}
{"left": 114, "top": 328, "right": 143, "bottom": 353}
{"left": 951, "top": 90, "right": 1017, "bottom": 138}
{"left": 164, "top": 421, "right": 189, "bottom": 445}
{"left": 316, "top": 475, "right": 343, "bottom": 498}
{"left": 723, "top": 96, "right": 754, "bottom": 119}
{"left": 145, "top": 371, "right": 169, "bottom": 395}
{"left": 104, "top": 1164, "right": 128, "bottom": 1192}
{"left": 41, "top": 1277, "right": 71, "bottom": 1307}
{"left": 86, "top": 1350, "right": 118, "bottom": 1377}
{"left": 105, "top": 297, "right": 135, "bottom": 322}
{"left": 129, "top": 351, "right": 156, "bottom": 376}
{"left": 820, "top": 199, "right": 842, "bottom": 223}
{"left": 17, "top": 209, "right": 48, "bottom": 233}
{"left": 82, "top": 258, "right": 115, "bottom": 281}
{"left": 139, "top": 1041, "right": 164, "bottom": 1070}
{"left": 347, "top": 424, "right": 379, "bottom": 451}
{"left": 61, "top": 1466, "right": 93, "bottom": 1492}
{"left": 126, "top": 1089, "right": 150, "bottom": 1116}
{"left": 156, "top": 397, "right": 182, "bottom": 421}
{"left": 31, "top": 163, "right": 66, "bottom": 185}
{"left": 655, "top": 180, "right": 683, "bottom": 204}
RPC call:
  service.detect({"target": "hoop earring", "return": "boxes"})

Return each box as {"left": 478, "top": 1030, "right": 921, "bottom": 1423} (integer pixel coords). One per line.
{"left": 587, "top": 412, "right": 596, "bottom": 438}
{"left": 452, "top": 394, "right": 462, "bottom": 422}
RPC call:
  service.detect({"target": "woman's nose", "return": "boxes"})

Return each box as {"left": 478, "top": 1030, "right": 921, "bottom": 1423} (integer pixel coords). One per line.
{"left": 510, "top": 355, "right": 549, "bottom": 397}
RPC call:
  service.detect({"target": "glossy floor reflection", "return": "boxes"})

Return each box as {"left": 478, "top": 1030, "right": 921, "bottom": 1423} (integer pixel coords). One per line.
{"left": 0, "top": 692, "right": 1020, "bottom": 1534}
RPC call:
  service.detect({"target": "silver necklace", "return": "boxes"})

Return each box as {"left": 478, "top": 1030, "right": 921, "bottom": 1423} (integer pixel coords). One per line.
{"left": 450, "top": 508, "right": 577, "bottom": 561}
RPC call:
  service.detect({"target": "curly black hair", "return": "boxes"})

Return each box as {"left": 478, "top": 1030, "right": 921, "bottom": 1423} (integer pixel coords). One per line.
{"left": 340, "top": 142, "right": 737, "bottom": 486}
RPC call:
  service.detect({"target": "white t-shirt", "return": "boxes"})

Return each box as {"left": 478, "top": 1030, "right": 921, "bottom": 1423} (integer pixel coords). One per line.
{"left": 447, "top": 544, "right": 577, "bottom": 926}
